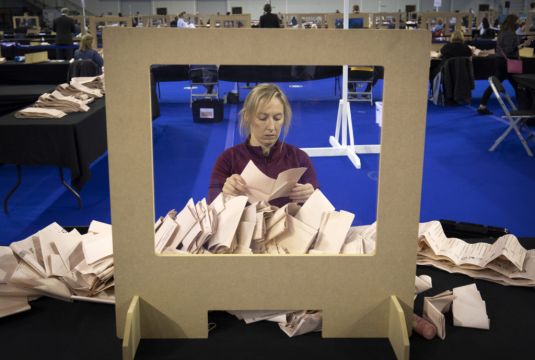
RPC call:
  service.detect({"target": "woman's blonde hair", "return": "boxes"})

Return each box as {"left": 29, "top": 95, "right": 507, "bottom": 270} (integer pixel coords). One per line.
{"left": 239, "top": 83, "right": 292, "bottom": 141}
{"left": 450, "top": 30, "right": 465, "bottom": 43}
{"left": 79, "top": 33, "right": 94, "bottom": 51}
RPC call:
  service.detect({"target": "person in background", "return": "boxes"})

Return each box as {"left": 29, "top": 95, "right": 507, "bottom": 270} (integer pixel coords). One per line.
{"left": 352, "top": 5, "right": 360, "bottom": 14}
{"left": 208, "top": 84, "right": 318, "bottom": 207}
{"left": 429, "top": 30, "right": 472, "bottom": 84}
{"left": 440, "top": 30, "right": 472, "bottom": 59}
{"left": 176, "top": 12, "right": 188, "bottom": 28}
{"left": 53, "top": 8, "right": 76, "bottom": 60}
{"left": 432, "top": 18, "right": 445, "bottom": 35}
{"left": 479, "top": 17, "right": 495, "bottom": 39}
{"left": 259, "top": 4, "right": 280, "bottom": 28}
{"left": 74, "top": 33, "right": 104, "bottom": 73}
{"left": 477, "top": 14, "right": 520, "bottom": 115}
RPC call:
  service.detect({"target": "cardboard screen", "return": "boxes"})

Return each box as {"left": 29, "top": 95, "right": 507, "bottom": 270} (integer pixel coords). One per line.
{"left": 104, "top": 28, "right": 429, "bottom": 358}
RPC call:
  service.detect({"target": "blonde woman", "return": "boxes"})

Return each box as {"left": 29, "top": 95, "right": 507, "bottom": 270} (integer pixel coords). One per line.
{"left": 208, "top": 84, "right": 318, "bottom": 207}
{"left": 74, "top": 33, "right": 104, "bottom": 70}
{"left": 440, "top": 30, "right": 472, "bottom": 60}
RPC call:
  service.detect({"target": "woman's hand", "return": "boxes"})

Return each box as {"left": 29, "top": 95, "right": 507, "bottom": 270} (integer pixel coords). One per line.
{"left": 222, "top": 174, "right": 247, "bottom": 197}
{"left": 289, "top": 183, "right": 314, "bottom": 203}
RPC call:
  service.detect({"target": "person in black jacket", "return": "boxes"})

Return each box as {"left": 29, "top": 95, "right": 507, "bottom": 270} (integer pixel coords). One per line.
{"left": 440, "top": 30, "right": 472, "bottom": 60}
{"left": 259, "top": 4, "right": 280, "bottom": 28}
{"left": 477, "top": 14, "right": 520, "bottom": 115}
{"left": 53, "top": 8, "right": 76, "bottom": 60}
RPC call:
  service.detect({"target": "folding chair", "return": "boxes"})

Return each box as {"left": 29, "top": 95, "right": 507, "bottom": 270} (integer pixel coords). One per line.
{"left": 488, "top": 76, "right": 535, "bottom": 156}
{"left": 348, "top": 66, "right": 374, "bottom": 105}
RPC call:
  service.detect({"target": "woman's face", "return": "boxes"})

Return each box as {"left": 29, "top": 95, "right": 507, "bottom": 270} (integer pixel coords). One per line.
{"left": 248, "top": 97, "right": 284, "bottom": 150}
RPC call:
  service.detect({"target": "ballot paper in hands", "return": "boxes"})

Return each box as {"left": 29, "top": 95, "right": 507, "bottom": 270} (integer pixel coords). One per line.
{"left": 240, "top": 160, "right": 307, "bottom": 203}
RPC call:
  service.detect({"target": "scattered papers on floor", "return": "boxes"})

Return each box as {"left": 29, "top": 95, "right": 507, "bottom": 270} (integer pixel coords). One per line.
{"left": 0, "top": 221, "right": 114, "bottom": 318}
{"left": 417, "top": 221, "right": 535, "bottom": 287}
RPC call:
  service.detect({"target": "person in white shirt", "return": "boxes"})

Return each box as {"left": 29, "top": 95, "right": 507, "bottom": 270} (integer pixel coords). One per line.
{"left": 176, "top": 12, "right": 188, "bottom": 28}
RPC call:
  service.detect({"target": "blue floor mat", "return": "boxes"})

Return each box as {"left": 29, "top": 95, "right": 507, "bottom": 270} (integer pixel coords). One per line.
{"left": 1, "top": 78, "right": 534, "bottom": 246}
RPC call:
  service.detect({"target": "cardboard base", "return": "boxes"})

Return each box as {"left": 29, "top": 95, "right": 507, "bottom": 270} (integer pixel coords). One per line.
{"left": 388, "top": 296, "right": 410, "bottom": 360}
{"left": 122, "top": 296, "right": 141, "bottom": 360}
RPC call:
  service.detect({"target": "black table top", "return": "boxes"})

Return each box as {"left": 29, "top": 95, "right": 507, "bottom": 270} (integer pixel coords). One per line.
{"left": 513, "top": 73, "right": 535, "bottom": 89}
{"left": 0, "top": 60, "right": 69, "bottom": 85}
{"left": 1, "top": 238, "right": 533, "bottom": 360}
{"left": 0, "top": 97, "right": 107, "bottom": 190}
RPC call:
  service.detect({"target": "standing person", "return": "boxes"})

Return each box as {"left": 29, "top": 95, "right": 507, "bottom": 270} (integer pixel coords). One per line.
{"left": 259, "top": 4, "right": 280, "bottom": 28}
{"left": 53, "top": 8, "right": 76, "bottom": 60}
{"left": 208, "top": 84, "right": 318, "bottom": 207}
{"left": 477, "top": 14, "right": 520, "bottom": 115}
{"left": 73, "top": 33, "right": 104, "bottom": 73}
{"left": 478, "top": 17, "right": 494, "bottom": 39}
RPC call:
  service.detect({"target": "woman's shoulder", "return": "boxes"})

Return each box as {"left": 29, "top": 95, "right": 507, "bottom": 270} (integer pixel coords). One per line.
{"left": 280, "top": 142, "right": 311, "bottom": 159}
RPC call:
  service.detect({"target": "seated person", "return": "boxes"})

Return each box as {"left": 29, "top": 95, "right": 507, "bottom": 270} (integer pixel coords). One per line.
{"left": 74, "top": 33, "right": 104, "bottom": 71}
{"left": 440, "top": 30, "right": 472, "bottom": 60}
{"left": 429, "top": 31, "right": 472, "bottom": 85}
{"left": 208, "top": 84, "right": 318, "bottom": 207}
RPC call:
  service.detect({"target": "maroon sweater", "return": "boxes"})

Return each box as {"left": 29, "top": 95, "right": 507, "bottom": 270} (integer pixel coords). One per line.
{"left": 208, "top": 140, "right": 319, "bottom": 207}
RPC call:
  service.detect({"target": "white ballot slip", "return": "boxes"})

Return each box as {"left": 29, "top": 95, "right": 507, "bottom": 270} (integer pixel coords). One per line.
{"left": 452, "top": 283, "right": 490, "bottom": 330}
{"left": 423, "top": 290, "right": 454, "bottom": 340}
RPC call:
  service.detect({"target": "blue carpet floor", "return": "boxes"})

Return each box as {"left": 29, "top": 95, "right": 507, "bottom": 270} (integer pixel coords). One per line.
{"left": 1, "top": 78, "right": 534, "bottom": 246}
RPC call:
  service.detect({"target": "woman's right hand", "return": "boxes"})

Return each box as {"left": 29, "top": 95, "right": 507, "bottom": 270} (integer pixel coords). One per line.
{"left": 222, "top": 174, "right": 247, "bottom": 197}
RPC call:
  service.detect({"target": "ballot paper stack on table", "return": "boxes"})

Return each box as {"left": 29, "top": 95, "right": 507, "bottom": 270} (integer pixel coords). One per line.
{"left": 417, "top": 221, "right": 535, "bottom": 287}
{"left": 14, "top": 75, "right": 105, "bottom": 119}
{"left": 0, "top": 221, "right": 115, "bottom": 318}
{"left": 155, "top": 161, "right": 361, "bottom": 255}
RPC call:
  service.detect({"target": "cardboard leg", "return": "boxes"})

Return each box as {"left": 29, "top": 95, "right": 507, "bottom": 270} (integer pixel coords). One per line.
{"left": 388, "top": 295, "right": 410, "bottom": 360}
{"left": 122, "top": 296, "right": 141, "bottom": 360}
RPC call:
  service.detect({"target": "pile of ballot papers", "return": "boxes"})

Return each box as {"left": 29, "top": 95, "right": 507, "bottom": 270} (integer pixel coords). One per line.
{"left": 0, "top": 221, "right": 114, "bottom": 318}
{"left": 417, "top": 221, "right": 535, "bottom": 287}
{"left": 15, "top": 75, "right": 104, "bottom": 119}
{"left": 154, "top": 188, "right": 367, "bottom": 255}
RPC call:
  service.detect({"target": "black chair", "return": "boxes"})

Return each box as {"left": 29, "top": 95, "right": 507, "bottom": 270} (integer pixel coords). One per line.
{"left": 431, "top": 56, "right": 474, "bottom": 106}
{"left": 189, "top": 65, "right": 219, "bottom": 106}
{"left": 488, "top": 76, "right": 535, "bottom": 156}
{"left": 67, "top": 59, "right": 101, "bottom": 81}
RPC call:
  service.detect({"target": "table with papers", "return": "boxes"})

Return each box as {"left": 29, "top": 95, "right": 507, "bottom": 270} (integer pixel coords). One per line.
{"left": 1, "top": 230, "right": 533, "bottom": 359}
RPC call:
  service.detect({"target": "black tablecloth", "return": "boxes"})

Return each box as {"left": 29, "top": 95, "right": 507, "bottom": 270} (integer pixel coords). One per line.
{"left": 431, "top": 56, "right": 535, "bottom": 81}
{"left": 0, "top": 43, "right": 78, "bottom": 60}
{"left": 0, "top": 84, "right": 57, "bottom": 116}
{"left": 219, "top": 66, "right": 342, "bottom": 82}
{"left": 0, "top": 237, "right": 533, "bottom": 360}
{"left": 0, "top": 61, "right": 70, "bottom": 85}
{"left": 0, "top": 98, "right": 107, "bottom": 190}
{"left": 151, "top": 64, "right": 190, "bottom": 82}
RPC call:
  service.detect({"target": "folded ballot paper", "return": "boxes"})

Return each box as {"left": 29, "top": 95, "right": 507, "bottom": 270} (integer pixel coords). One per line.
{"left": 417, "top": 221, "right": 535, "bottom": 287}
{"left": 423, "top": 283, "right": 489, "bottom": 340}
{"left": 0, "top": 221, "right": 115, "bottom": 318}
{"left": 240, "top": 160, "right": 307, "bottom": 203}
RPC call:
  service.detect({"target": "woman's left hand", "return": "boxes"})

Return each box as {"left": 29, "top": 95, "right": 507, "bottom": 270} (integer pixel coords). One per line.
{"left": 289, "top": 183, "right": 314, "bottom": 203}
